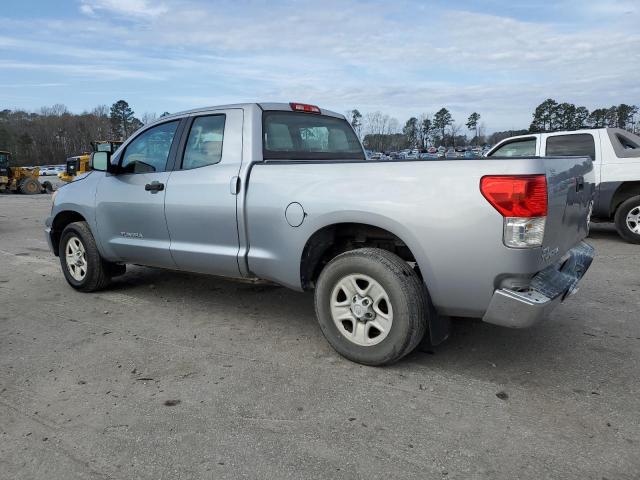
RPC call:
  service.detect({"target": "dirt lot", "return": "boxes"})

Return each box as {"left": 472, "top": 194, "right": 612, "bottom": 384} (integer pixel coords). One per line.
{"left": 1, "top": 194, "right": 639, "bottom": 480}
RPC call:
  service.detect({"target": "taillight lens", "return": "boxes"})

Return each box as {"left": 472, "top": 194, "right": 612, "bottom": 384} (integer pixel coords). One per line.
{"left": 480, "top": 175, "right": 548, "bottom": 248}
{"left": 480, "top": 175, "right": 547, "bottom": 217}
{"left": 289, "top": 102, "right": 321, "bottom": 114}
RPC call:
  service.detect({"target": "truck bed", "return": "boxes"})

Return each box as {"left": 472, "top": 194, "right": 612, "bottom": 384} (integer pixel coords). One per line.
{"left": 243, "top": 156, "right": 594, "bottom": 317}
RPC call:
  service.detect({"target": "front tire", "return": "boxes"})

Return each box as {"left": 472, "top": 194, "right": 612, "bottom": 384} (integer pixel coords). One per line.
{"left": 314, "top": 248, "right": 428, "bottom": 366}
{"left": 19, "top": 178, "right": 40, "bottom": 195}
{"left": 614, "top": 195, "right": 640, "bottom": 244}
{"left": 59, "top": 221, "right": 112, "bottom": 292}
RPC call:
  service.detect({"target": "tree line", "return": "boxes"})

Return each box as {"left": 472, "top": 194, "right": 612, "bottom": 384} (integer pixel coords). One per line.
{"left": 1, "top": 97, "right": 637, "bottom": 165}
{"left": 352, "top": 99, "right": 638, "bottom": 153}
{"left": 0, "top": 100, "right": 168, "bottom": 166}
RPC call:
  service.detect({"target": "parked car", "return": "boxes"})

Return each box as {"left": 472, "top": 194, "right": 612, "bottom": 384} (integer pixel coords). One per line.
{"left": 46, "top": 102, "right": 595, "bottom": 366}
{"left": 487, "top": 128, "right": 640, "bottom": 243}
{"left": 39, "top": 166, "right": 58, "bottom": 176}
{"left": 427, "top": 147, "right": 437, "bottom": 154}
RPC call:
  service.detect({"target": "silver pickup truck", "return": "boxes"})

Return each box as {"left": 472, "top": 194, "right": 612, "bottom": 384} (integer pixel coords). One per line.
{"left": 46, "top": 102, "right": 595, "bottom": 365}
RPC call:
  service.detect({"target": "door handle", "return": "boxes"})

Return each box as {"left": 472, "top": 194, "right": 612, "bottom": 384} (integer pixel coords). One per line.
{"left": 145, "top": 181, "right": 165, "bottom": 193}
{"left": 230, "top": 176, "right": 240, "bottom": 195}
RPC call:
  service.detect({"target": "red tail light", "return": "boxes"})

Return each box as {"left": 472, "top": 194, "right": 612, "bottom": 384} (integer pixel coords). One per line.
{"left": 480, "top": 175, "right": 547, "bottom": 217}
{"left": 290, "top": 102, "right": 321, "bottom": 114}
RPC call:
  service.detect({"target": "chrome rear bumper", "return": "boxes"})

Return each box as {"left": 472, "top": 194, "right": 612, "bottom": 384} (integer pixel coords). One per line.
{"left": 482, "top": 241, "right": 594, "bottom": 328}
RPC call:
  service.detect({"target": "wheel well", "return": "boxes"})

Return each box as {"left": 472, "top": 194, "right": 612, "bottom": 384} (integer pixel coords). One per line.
{"left": 611, "top": 182, "right": 640, "bottom": 216}
{"left": 300, "top": 223, "right": 417, "bottom": 290}
{"left": 50, "top": 211, "right": 86, "bottom": 255}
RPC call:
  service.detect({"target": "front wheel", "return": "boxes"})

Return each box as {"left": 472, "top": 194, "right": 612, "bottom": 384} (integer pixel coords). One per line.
{"left": 614, "top": 195, "right": 640, "bottom": 244}
{"left": 59, "top": 221, "right": 113, "bottom": 292}
{"left": 19, "top": 178, "right": 40, "bottom": 195}
{"left": 314, "top": 248, "right": 428, "bottom": 366}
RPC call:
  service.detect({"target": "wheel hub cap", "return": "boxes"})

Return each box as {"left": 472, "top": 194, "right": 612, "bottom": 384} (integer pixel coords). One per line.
{"left": 330, "top": 273, "right": 393, "bottom": 347}
{"left": 65, "top": 236, "right": 87, "bottom": 281}
{"left": 627, "top": 206, "right": 640, "bottom": 234}
{"left": 350, "top": 295, "right": 375, "bottom": 322}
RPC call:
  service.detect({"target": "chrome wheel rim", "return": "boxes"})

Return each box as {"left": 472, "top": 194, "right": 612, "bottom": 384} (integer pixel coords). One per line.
{"left": 626, "top": 206, "right": 640, "bottom": 234}
{"left": 65, "top": 236, "right": 87, "bottom": 281}
{"left": 330, "top": 274, "right": 393, "bottom": 347}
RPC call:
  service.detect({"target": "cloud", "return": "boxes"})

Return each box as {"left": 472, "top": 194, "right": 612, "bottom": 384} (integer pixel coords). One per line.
{"left": 0, "top": 0, "right": 638, "bottom": 130}
{"left": 0, "top": 61, "right": 164, "bottom": 81}
{"left": 79, "top": 0, "right": 168, "bottom": 18}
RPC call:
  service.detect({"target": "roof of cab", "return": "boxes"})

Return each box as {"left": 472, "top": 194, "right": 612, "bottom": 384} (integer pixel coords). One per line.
{"left": 153, "top": 102, "right": 345, "bottom": 124}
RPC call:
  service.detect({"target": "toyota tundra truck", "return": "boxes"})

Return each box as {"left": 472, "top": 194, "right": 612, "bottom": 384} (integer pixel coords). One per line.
{"left": 46, "top": 102, "right": 595, "bottom": 365}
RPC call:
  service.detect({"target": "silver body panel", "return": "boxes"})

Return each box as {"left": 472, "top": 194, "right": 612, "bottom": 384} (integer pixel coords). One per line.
{"left": 47, "top": 103, "right": 595, "bottom": 321}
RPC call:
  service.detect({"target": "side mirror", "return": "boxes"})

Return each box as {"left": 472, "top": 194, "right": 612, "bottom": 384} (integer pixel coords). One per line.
{"left": 91, "top": 151, "right": 116, "bottom": 173}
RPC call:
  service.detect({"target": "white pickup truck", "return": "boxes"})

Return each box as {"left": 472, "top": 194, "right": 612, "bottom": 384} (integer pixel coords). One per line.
{"left": 487, "top": 128, "right": 640, "bottom": 243}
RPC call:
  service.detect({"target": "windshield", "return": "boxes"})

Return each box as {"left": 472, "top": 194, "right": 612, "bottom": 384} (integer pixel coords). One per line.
{"left": 263, "top": 111, "right": 364, "bottom": 161}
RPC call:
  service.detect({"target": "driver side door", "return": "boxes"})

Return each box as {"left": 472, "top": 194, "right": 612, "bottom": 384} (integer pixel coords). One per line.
{"left": 95, "top": 119, "right": 184, "bottom": 268}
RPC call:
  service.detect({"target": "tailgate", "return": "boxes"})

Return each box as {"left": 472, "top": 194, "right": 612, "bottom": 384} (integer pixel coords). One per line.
{"left": 541, "top": 156, "right": 594, "bottom": 263}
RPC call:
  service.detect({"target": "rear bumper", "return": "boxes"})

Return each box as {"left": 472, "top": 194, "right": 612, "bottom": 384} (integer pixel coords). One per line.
{"left": 482, "top": 241, "right": 594, "bottom": 328}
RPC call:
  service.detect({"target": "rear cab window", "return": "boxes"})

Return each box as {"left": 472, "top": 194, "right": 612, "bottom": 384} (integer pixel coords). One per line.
{"left": 263, "top": 111, "right": 365, "bottom": 161}
{"left": 545, "top": 133, "right": 595, "bottom": 160}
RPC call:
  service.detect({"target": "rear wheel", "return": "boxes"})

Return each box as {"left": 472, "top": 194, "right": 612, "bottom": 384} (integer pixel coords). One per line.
{"left": 59, "top": 221, "right": 113, "bottom": 292}
{"left": 19, "top": 178, "right": 40, "bottom": 195}
{"left": 614, "top": 195, "right": 640, "bottom": 244}
{"left": 314, "top": 248, "right": 428, "bottom": 366}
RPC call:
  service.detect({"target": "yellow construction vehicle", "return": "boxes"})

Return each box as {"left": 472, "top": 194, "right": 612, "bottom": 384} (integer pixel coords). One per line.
{"left": 59, "top": 141, "right": 123, "bottom": 182}
{"left": 0, "top": 150, "right": 51, "bottom": 194}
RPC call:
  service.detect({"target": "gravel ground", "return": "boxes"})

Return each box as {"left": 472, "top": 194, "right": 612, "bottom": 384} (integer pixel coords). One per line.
{"left": 0, "top": 194, "right": 639, "bottom": 480}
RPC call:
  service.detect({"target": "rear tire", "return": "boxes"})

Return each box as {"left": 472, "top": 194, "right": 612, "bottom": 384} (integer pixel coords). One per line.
{"left": 19, "top": 178, "right": 40, "bottom": 195}
{"left": 314, "top": 248, "right": 428, "bottom": 366}
{"left": 59, "top": 221, "right": 113, "bottom": 292}
{"left": 614, "top": 195, "right": 640, "bottom": 244}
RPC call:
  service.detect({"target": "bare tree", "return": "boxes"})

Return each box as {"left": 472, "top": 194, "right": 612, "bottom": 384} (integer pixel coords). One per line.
{"left": 141, "top": 112, "right": 158, "bottom": 125}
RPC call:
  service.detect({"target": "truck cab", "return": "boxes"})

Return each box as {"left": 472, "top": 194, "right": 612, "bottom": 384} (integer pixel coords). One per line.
{"left": 487, "top": 128, "right": 640, "bottom": 243}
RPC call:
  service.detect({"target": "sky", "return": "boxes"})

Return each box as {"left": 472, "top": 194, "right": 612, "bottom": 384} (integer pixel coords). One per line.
{"left": 1, "top": 0, "right": 639, "bottom": 132}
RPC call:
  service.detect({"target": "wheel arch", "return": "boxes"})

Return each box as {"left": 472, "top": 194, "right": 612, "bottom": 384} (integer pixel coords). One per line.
{"left": 300, "top": 221, "right": 421, "bottom": 290}
{"left": 50, "top": 210, "right": 87, "bottom": 256}
{"left": 610, "top": 181, "right": 640, "bottom": 217}
{"left": 299, "top": 220, "right": 448, "bottom": 346}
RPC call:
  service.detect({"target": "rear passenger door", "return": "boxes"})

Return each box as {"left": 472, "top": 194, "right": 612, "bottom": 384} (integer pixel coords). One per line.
{"left": 164, "top": 109, "right": 243, "bottom": 277}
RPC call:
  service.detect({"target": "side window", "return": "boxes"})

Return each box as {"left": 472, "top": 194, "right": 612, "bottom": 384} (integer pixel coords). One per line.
{"left": 546, "top": 134, "right": 595, "bottom": 160}
{"left": 607, "top": 129, "right": 640, "bottom": 158}
{"left": 489, "top": 138, "right": 536, "bottom": 157}
{"left": 120, "top": 121, "right": 179, "bottom": 174}
{"left": 182, "top": 115, "right": 226, "bottom": 169}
